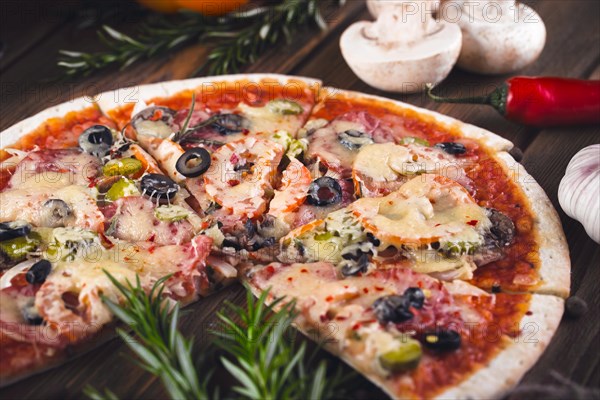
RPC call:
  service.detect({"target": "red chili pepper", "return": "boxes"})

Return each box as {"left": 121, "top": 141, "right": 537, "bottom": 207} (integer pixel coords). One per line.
{"left": 428, "top": 77, "right": 600, "bottom": 127}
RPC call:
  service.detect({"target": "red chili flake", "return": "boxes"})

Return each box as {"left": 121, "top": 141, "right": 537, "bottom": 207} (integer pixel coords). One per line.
{"left": 375, "top": 286, "right": 385, "bottom": 292}
{"left": 300, "top": 268, "right": 308, "bottom": 273}
{"left": 266, "top": 265, "right": 275, "bottom": 274}
{"left": 434, "top": 223, "right": 441, "bottom": 227}
{"left": 228, "top": 179, "right": 240, "bottom": 186}
{"left": 363, "top": 288, "right": 369, "bottom": 294}
{"left": 467, "top": 220, "right": 478, "bottom": 226}
{"left": 417, "top": 281, "right": 423, "bottom": 288}
{"left": 320, "top": 314, "right": 328, "bottom": 322}
{"left": 526, "top": 311, "right": 533, "bottom": 316}
{"left": 287, "top": 277, "right": 293, "bottom": 282}
{"left": 352, "top": 323, "right": 361, "bottom": 331}
{"left": 325, "top": 295, "right": 334, "bottom": 302}
{"left": 343, "top": 285, "right": 349, "bottom": 289}
{"left": 336, "top": 316, "right": 347, "bottom": 321}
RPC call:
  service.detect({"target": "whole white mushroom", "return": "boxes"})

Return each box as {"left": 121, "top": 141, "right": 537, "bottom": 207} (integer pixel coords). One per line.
{"left": 440, "top": 0, "right": 546, "bottom": 74}
{"left": 341, "top": 0, "right": 461, "bottom": 93}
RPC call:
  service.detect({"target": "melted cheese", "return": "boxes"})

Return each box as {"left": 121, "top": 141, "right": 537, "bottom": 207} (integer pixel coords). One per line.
{"left": 350, "top": 175, "right": 490, "bottom": 247}
{"left": 238, "top": 102, "right": 304, "bottom": 136}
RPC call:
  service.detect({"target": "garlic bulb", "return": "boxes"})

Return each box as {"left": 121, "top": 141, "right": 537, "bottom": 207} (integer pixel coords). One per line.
{"left": 558, "top": 145, "right": 600, "bottom": 243}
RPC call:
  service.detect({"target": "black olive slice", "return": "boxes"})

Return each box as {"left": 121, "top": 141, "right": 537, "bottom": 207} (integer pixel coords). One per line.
{"left": 403, "top": 287, "right": 425, "bottom": 309}
{"left": 338, "top": 129, "right": 374, "bottom": 150}
{"left": 26, "top": 259, "right": 52, "bottom": 284}
{"left": 422, "top": 329, "right": 461, "bottom": 351}
{"left": 79, "top": 125, "right": 113, "bottom": 157}
{"left": 434, "top": 142, "right": 466, "bottom": 155}
{"left": 373, "top": 295, "right": 413, "bottom": 324}
{"left": 176, "top": 148, "right": 211, "bottom": 178}
{"left": 307, "top": 177, "right": 343, "bottom": 206}
{"left": 41, "top": 199, "right": 73, "bottom": 227}
{"left": 366, "top": 232, "right": 381, "bottom": 247}
{"left": 211, "top": 114, "right": 248, "bottom": 135}
{"left": 341, "top": 253, "right": 370, "bottom": 277}
{"left": 141, "top": 174, "right": 179, "bottom": 202}
{"left": 0, "top": 221, "right": 31, "bottom": 242}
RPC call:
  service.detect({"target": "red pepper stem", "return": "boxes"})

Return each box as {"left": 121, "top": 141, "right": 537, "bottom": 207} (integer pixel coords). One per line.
{"left": 426, "top": 84, "right": 508, "bottom": 115}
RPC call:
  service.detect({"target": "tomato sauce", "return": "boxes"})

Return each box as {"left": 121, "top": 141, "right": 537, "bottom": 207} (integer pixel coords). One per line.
{"left": 0, "top": 106, "right": 115, "bottom": 191}
{"left": 107, "top": 78, "right": 319, "bottom": 129}
{"left": 398, "top": 293, "right": 528, "bottom": 398}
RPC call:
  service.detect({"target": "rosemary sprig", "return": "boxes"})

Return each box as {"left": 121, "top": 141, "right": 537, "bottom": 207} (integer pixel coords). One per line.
{"left": 58, "top": 0, "right": 344, "bottom": 78}
{"left": 86, "top": 273, "right": 355, "bottom": 400}
{"left": 211, "top": 283, "right": 355, "bottom": 400}
{"left": 84, "top": 272, "right": 209, "bottom": 400}
{"left": 195, "top": 0, "right": 331, "bottom": 76}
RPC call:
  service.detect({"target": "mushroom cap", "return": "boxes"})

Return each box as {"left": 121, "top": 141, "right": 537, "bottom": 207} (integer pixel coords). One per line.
{"left": 340, "top": 21, "right": 462, "bottom": 93}
{"left": 452, "top": 3, "right": 546, "bottom": 74}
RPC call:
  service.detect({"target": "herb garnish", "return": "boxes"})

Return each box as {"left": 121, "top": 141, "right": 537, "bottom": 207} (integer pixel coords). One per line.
{"left": 85, "top": 272, "right": 354, "bottom": 400}
{"left": 58, "top": 0, "right": 345, "bottom": 78}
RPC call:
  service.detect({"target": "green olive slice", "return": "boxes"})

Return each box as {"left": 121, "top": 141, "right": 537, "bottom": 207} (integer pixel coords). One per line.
{"left": 0, "top": 232, "right": 42, "bottom": 262}
{"left": 378, "top": 338, "right": 422, "bottom": 373}
{"left": 266, "top": 99, "right": 303, "bottom": 115}
{"left": 103, "top": 157, "right": 143, "bottom": 177}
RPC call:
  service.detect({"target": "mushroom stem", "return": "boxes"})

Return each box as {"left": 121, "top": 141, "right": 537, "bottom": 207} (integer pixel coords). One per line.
{"left": 364, "top": 0, "right": 438, "bottom": 46}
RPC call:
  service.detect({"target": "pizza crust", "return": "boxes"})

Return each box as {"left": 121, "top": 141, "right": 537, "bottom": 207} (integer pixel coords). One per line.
{"left": 318, "top": 87, "right": 514, "bottom": 152}
{"left": 96, "top": 73, "right": 322, "bottom": 116}
{"left": 492, "top": 152, "right": 571, "bottom": 298}
{"left": 435, "top": 294, "right": 564, "bottom": 400}
{"left": 0, "top": 97, "right": 98, "bottom": 148}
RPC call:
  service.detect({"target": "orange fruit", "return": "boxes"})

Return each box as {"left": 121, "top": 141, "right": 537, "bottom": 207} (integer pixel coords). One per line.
{"left": 137, "top": 0, "right": 181, "bottom": 13}
{"left": 175, "top": 0, "right": 249, "bottom": 16}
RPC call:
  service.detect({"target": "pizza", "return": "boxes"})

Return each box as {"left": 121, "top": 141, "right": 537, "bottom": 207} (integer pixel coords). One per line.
{"left": 0, "top": 74, "right": 569, "bottom": 398}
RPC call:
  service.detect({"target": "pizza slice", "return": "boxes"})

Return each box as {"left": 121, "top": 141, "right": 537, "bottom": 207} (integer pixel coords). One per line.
{"left": 0, "top": 100, "right": 233, "bottom": 386}
{"left": 296, "top": 88, "right": 570, "bottom": 298}
{"left": 93, "top": 76, "right": 321, "bottom": 249}
{"left": 244, "top": 260, "right": 564, "bottom": 399}
{"left": 279, "top": 174, "right": 517, "bottom": 282}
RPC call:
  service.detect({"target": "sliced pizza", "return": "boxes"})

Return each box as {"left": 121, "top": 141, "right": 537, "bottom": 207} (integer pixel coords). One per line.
{"left": 245, "top": 260, "right": 564, "bottom": 399}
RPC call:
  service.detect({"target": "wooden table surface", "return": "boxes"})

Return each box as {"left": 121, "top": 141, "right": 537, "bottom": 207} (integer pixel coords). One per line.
{"left": 1, "top": 1, "right": 599, "bottom": 398}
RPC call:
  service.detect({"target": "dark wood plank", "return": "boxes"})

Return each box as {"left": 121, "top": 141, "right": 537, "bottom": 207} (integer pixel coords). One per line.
{"left": 0, "top": 1, "right": 79, "bottom": 71}
{"left": 0, "top": 0, "right": 364, "bottom": 133}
